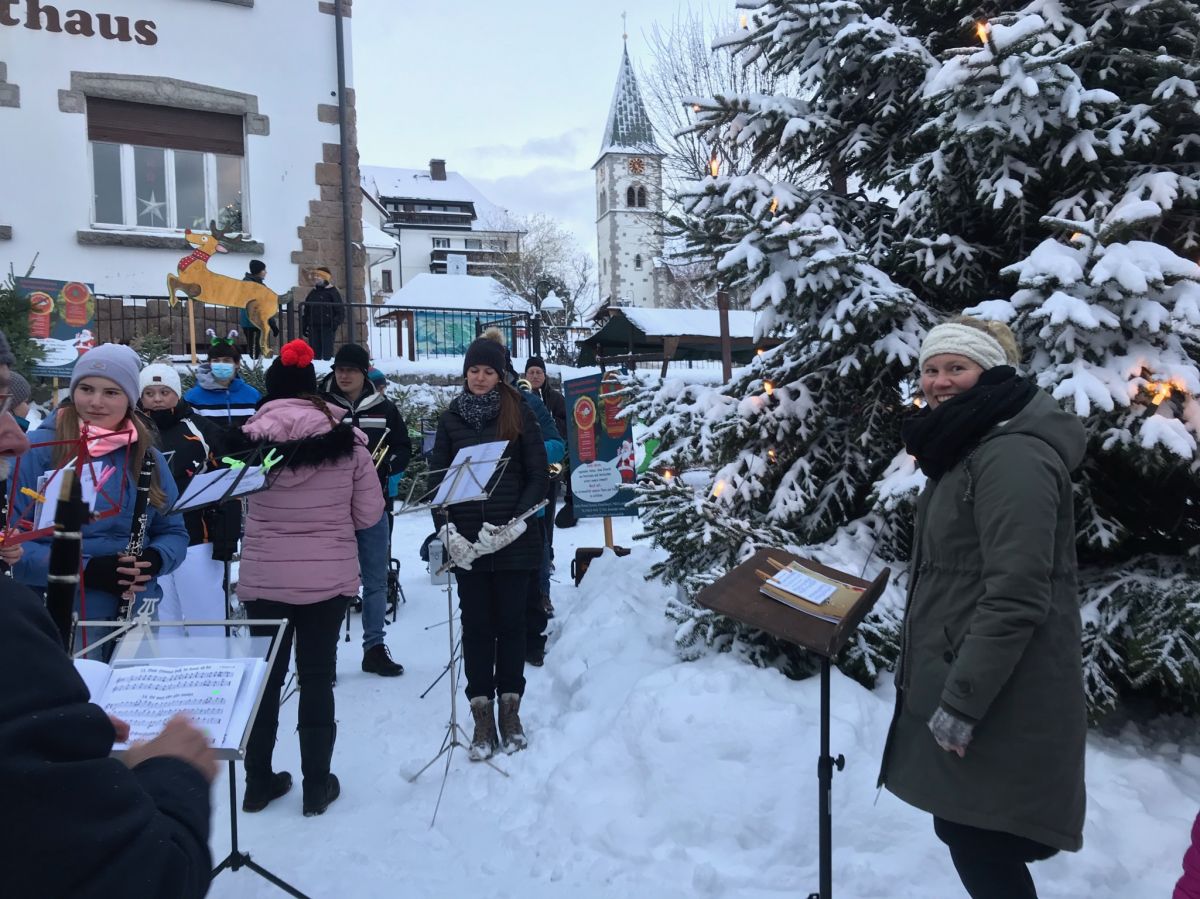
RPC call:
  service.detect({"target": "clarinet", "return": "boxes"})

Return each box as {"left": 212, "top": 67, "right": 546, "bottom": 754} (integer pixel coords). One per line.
{"left": 117, "top": 450, "right": 155, "bottom": 621}
{"left": 46, "top": 467, "right": 87, "bottom": 652}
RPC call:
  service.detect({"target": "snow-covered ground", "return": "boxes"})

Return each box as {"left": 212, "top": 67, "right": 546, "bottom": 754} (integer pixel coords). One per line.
{"left": 207, "top": 513, "right": 1198, "bottom": 898}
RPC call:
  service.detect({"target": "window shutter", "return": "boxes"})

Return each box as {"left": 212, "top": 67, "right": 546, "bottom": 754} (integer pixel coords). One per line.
{"left": 87, "top": 98, "right": 245, "bottom": 156}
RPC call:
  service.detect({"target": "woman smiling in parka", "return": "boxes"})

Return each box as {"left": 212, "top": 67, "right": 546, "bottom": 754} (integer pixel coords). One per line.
{"left": 878, "top": 317, "right": 1087, "bottom": 899}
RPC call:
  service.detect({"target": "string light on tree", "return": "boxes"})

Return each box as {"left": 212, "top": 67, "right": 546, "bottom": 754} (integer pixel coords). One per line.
{"left": 711, "top": 478, "right": 727, "bottom": 498}
{"left": 763, "top": 379, "right": 775, "bottom": 396}
{"left": 709, "top": 149, "right": 720, "bottom": 178}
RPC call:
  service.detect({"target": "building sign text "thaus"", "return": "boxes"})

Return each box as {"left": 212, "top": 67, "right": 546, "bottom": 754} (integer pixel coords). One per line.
{"left": 2, "top": 0, "right": 158, "bottom": 45}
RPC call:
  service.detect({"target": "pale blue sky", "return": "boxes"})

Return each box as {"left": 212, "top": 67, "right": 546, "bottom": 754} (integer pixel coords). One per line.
{"left": 352, "top": 0, "right": 718, "bottom": 258}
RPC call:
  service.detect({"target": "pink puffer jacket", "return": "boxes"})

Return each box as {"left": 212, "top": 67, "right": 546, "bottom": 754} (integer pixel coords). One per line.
{"left": 1177, "top": 812, "right": 1200, "bottom": 899}
{"left": 236, "top": 398, "right": 384, "bottom": 604}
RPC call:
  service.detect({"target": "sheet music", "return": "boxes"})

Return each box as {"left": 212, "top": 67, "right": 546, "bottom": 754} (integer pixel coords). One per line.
{"left": 99, "top": 661, "right": 245, "bottom": 748}
{"left": 764, "top": 569, "right": 838, "bottom": 605}
{"left": 431, "top": 441, "right": 509, "bottom": 506}
{"left": 170, "top": 465, "right": 264, "bottom": 512}
{"left": 35, "top": 463, "right": 110, "bottom": 529}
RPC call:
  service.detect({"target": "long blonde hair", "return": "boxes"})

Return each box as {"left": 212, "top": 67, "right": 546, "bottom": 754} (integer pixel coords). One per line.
{"left": 52, "top": 404, "right": 168, "bottom": 510}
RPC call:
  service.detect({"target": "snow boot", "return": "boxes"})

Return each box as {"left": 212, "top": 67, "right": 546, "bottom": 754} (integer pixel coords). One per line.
{"left": 242, "top": 771, "right": 293, "bottom": 813}
{"left": 541, "top": 593, "right": 555, "bottom": 619}
{"left": 299, "top": 724, "right": 340, "bottom": 816}
{"left": 468, "top": 697, "right": 499, "bottom": 761}
{"left": 525, "top": 643, "right": 545, "bottom": 668}
{"left": 498, "top": 693, "right": 528, "bottom": 753}
{"left": 362, "top": 644, "right": 404, "bottom": 677}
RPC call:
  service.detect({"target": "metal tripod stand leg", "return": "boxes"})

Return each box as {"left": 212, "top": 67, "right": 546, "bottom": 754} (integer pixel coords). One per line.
{"left": 408, "top": 567, "right": 506, "bottom": 826}
{"left": 212, "top": 759, "right": 311, "bottom": 898}
{"left": 806, "top": 657, "right": 844, "bottom": 899}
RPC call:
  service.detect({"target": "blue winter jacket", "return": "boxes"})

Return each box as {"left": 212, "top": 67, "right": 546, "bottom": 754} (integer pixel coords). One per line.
{"left": 12, "top": 413, "right": 189, "bottom": 614}
{"left": 184, "top": 366, "right": 261, "bottom": 429}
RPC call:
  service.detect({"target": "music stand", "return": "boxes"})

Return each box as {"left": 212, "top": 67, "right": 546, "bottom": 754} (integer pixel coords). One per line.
{"left": 395, "top": 445, "right": 514, "bottom": 825}
{"left": 73, "top": 616, "right": 306, "bottom": 896}
{"left": 695, "top": 549, "right": 890, "bottom": 899}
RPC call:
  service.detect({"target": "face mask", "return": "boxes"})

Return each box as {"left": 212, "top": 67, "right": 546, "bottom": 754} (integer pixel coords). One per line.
{"left": 211, "top": 363, "right": 236, "bottom": 380}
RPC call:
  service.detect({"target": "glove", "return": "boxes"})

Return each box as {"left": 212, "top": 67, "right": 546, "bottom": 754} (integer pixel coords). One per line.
{"left": 440, "top": 523, "right": 477, "bottom": 571}
{"left": 474, "top": 518, "right": 527, "bottom": 556}
{"left": 928, "top": 705, "right": 975, "bottom": 757}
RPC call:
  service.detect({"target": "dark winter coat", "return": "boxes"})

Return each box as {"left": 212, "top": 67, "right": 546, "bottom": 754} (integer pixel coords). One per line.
{"left": 318, "top": 373, "right": 412, "bottom": 498}
{"left": 300, "top": 284, "right": 345, "bottom": 333}
{"left": 1177, "top": 812, "right": 1200, "bottom": 899}
{"left": 0, "top": 578, "right": 211, "bottom": 898}
{"left": 141, "top": 400, "right": 240, "bottom": 558}
{"left": 534, "top": 383, "right": 567, "bottom": 447}
{"left": 878, "top": 389, "right": 1088, "bottom": 852}
{"left": 427, "top": 393, "right": 549, "bottom": 571}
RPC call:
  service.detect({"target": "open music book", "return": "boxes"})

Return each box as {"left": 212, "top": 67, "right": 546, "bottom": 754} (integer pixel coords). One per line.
{"left": 758, "top": 560, "right": 865, "bottom": 623}
{"left": 75, "top": 656, "right": 269, "bottom": 752}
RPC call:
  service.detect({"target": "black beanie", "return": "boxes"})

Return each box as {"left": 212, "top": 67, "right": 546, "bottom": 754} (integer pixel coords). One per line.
{"left": 525, "top": 355, "right": 547, "bottom": 373}
{"left": 333, "top": 343, "right": 371, "bottom": 376}
{"left": 249, "top": 259, "right": 266, "bottom": 276}
{"left": 265, "top": 340, "right": 317, "bottom": 400}
{"left": 463, "top": 337, "right": 507, "bottom": 376}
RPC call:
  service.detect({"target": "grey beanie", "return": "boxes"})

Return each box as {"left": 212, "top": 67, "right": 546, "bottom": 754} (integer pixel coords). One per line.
{"left": 9, "top": 372, "right": 31, "bottom": 407}
{"left": 69, "top": 343, "right": 141, "bottom": 408}
{"left": 0, "top": 329, "right": 14, "bottom": 368}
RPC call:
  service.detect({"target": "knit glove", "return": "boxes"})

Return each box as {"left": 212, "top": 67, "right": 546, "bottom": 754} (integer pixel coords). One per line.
{"left": 84, "top": 550, "right": 163, "bottom": 595}
{"left": 928, "top": 705, "right": 975, "bottom": 757}
{"left": 439, "top": 523, "right": 477, "bottom": 571}
{"left": 474, "top": 519, "right": 526, "bottom": 557}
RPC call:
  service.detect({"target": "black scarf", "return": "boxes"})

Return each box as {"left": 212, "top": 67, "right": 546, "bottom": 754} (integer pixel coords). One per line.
{"left": 901, "top": 366, "right": 1037, "bottom": 480}
{"left": 455, "top": 388, "right": 501, "bottom": 432}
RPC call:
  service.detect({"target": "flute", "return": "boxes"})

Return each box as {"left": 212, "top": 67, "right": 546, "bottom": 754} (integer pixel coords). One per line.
{"left": 117, "top": 450, "right": 155, "bottom": 621}
{"left": 434, "top": 499, "right": 548, "bottom": 576}
{"left": 46, "top": 467, "right": 86, "bottom": 652}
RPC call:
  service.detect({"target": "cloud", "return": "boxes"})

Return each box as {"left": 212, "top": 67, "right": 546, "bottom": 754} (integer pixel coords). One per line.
{"left": 464, "top": 128, "right": 592, "bottom": 164}
{"left": 474, "top": 165, "right": 598, "bottom": 256}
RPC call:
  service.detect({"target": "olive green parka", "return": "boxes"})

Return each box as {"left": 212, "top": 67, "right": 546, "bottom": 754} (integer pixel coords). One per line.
{"left": 879, "top": 389, "right": 1088, "bottom": 852}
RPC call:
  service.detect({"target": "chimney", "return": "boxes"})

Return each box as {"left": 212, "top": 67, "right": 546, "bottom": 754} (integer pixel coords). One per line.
{"left": 429, "top": 159, "right": 447, "bottom": 181}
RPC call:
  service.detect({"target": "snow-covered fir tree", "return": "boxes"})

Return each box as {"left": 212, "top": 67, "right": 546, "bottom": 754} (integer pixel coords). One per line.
{"left": 636, "top": 0, "right": 1200, "bottom": 715}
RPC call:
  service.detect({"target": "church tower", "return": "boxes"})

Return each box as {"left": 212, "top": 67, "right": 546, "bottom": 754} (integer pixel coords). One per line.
{"left": 594, "top": 43, "right": 666, "bottom": 309}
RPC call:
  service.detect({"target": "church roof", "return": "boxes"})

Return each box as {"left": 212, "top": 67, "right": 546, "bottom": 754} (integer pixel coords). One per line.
{"left": 596, "top": 46, "right": 662, "bottom": 161}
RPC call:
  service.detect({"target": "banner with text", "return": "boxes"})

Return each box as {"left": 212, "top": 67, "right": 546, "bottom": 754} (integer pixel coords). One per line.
{"left": 16, "top": 277, "right": 97, "bottom": 378}
{"left": 563, "top": 372, "right": 638, "bottom": 519}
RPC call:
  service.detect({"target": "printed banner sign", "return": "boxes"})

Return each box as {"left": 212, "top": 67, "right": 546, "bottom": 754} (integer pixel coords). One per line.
{"left": 16, "top": 276, "right": 97, "bottom": 378}
{"left": 563, "top": 372, "right": 638, "bottom": 519}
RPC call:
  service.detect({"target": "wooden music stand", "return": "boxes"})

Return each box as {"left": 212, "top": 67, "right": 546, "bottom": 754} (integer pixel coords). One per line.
{"left": 695, "top": 548, "right": 890, "bottom": 899}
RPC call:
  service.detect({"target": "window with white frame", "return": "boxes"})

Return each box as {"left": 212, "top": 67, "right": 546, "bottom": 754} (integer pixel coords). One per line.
{"left": 464, "top": 238, "right": 482, "bottom": 250}
{"left": 432, "top": 237, "right": 450, "bottom": 249}
{"left": 87, "top": 98, "right": 248, "bottom": 232}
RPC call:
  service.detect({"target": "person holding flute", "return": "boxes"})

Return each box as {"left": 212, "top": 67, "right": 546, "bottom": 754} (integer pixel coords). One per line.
{"left": 318, "top": 342, "right": 412, "bottom": 677}
{"left": 11, "top": 344, "right": 187, "bottom": 654}
{"left": 427, "top": 336, "right": 549, "bottom": 761}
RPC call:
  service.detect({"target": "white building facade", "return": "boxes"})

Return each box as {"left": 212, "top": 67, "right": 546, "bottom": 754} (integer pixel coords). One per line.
{"left": 593, "top": 45, "right": 666, "bottom": 309}
{"left": 1, "top": 0, "right": 365, "bottom": 305}
{"left": 362, "top": 161, "right": 520, "bottom": 289}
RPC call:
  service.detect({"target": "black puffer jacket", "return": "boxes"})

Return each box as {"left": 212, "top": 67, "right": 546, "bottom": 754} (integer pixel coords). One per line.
{"left": 535, "top": 383, "right": 567, "bottom": 446}
{"left": 427, "top": 393, "right": 548, "bottom": 571}
{"left": 0, "top": 578, "right": 212, "bottom": 898}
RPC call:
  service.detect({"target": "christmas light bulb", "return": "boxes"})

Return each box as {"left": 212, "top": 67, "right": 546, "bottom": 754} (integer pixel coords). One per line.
{"left": 712, "top": 479, "right": 726, "bottom": 498}
{"left": 769, "top": 198, "right": 779, "bottom": 214}
{"left": 763, "top": 380, "right": 774, "bottom": 396}
{"left": 739, "top": 13, "right": 748, "bottom": 29}
{"left": 663, "top": 468, "right": 674, "bottom": 481}
{"left": 976, "top": 21, "right": 989, "bottom": 43}
{"left": 709, "top": 150, "right": 720, "bottom": 178}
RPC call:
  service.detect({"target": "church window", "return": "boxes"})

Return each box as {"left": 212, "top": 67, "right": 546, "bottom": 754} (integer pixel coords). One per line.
{"left": 600, "top": 190, "right": 607, "bottom": 214}
{"left": 636, "top": 186, "right": 648, "bottom": 207}
{"left": 626, "top": 185, "right": 636, "bottom": 207}
{"left": 634, "top": 254, "right": 643, "bottom": 270}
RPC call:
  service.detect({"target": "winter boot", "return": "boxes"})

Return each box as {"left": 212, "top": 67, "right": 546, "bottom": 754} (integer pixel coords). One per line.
{"left": 362, "top": 644, "right": 404, "bottom": 677}
{"left": 242, "top": 771, "right": 293, "bottom": 813}
{"left": 498, "top": 693, "right": 528, "bottom": 753}
{"left": 298, "top": 725, "right": 340, "bottom": 816}
{"left": 525, "top": 643, "right": 545, "bottom": 668}
{"left": 541, "top": 593, "right": 555, "bottom": 619}
{"left": 468, "top": 697, "right": 499, "bottom": 761}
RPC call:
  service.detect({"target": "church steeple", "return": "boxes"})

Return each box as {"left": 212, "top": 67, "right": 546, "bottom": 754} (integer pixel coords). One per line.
{"left": 596, "top": 45, "right": 662, "bottom": 162}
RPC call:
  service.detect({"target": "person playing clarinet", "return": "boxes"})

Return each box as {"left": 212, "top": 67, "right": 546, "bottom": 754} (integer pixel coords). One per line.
{"left": 11, "top": 344, "right": 187, "bottom": 654}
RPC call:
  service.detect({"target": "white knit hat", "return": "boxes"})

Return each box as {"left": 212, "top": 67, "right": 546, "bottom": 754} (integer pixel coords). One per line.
{"left": 138, "top": 362, "right": 182, "bottom": 399}
{"left": 918, "top": 323, "right": 1008, "bottom": 371}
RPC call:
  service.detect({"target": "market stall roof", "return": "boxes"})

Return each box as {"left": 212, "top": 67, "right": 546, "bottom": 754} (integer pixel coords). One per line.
{"left": 576, "top": 307, "right": 779, "bottom": 367}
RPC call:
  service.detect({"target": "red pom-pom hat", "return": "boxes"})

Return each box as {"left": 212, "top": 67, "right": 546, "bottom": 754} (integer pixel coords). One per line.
{"left": 265, "top": 339, "right": 318, "bottom": 400}
{"left": 280, "top": 339, "right": 315, "bottom": 368}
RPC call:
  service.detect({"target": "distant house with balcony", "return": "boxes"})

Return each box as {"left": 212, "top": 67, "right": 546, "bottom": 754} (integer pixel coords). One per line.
{"left": 360, "top": 159, "right": 522, "bottom": 288}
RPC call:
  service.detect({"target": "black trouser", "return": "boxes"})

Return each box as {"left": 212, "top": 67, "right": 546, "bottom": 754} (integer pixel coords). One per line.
{"left": 307, "top": 328, "right": 336, "bottom": 361}
{"left": 242, "top": 596, "right": 350, "bottom": 786}
{"left": 934, "top": 817, "right": 1058, "bottom": 899}
{"left": 544, "top": 479, "right": 558, "bottom": 554}
{"left": 457, "top": 569, "right": 529, "bottom": 701}
{"left": 525, "top": 523, "right": 549, "bottom": 655}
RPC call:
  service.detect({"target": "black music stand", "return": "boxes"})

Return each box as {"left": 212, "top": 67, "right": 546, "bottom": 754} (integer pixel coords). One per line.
{"left": 695, "top": 549, "right": 890, "bottom": 899}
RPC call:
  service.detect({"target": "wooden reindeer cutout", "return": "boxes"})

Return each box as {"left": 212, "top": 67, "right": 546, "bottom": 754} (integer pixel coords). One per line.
{"left": 167, "top": 221, "right": 284, "bottom": 357}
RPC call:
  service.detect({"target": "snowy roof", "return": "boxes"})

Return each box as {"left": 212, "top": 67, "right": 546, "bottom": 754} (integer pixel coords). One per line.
{"left": 596, "top": 46, "right": 662, "bottom": 161}
{"left": 360, "top": 165, "right": 510, "bottom": 231}
{"left": 620, "top": 308, "right": 762, "bottom": 339}
{"left": 388, "top": 273, "right": 530, "bottom": 312}
{"left": 361, "top": 221, "right": 396, "bottom": 251}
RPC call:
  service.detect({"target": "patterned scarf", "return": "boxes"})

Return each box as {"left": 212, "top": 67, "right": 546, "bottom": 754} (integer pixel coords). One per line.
{"left": 455, "top": 388, "right": 500, "bottom": 432}
{"left": 178, "top": 248, "right": 211, "bottom": 272}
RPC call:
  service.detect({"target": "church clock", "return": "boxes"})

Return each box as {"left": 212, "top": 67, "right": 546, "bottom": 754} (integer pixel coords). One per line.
{"left": 627, "top": 157, "right": 646, "bottom": 175}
